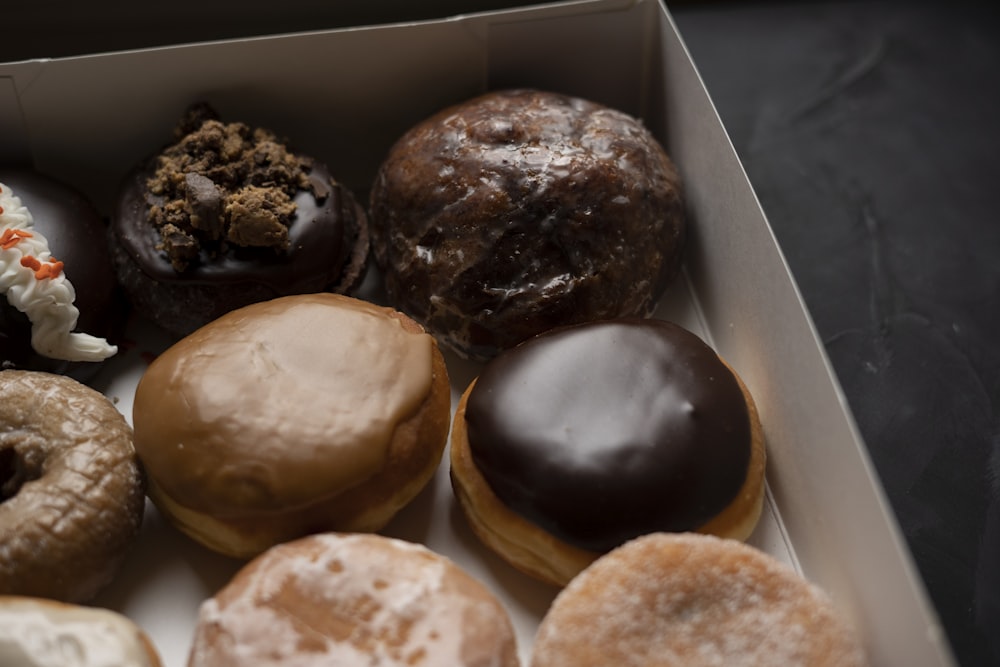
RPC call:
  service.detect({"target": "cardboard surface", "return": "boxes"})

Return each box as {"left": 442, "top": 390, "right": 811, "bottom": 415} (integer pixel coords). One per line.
{"left": 0, "top": 1, "right": 955, "bottom": 664}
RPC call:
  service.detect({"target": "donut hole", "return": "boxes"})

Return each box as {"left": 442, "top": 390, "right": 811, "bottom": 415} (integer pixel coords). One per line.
{"left": 0, "top": 446, "right": 42, "bottom": 502}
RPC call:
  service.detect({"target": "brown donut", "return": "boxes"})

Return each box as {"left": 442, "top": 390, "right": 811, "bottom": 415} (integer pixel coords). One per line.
{"left": 109, "top": 103, "right": 369, "bottom": 337}
{"left": 531, "top": 533, "right": 869, "bottom": 667}
{"left": 132, "top": 293, "right": 451, "bottom": 559}
{"left": 0, "top": 595, "right": 163, "bottom": 666}
{"left": 369, "top": 88, "right": 685, "bottom": 360}
{"left": 188, "top": 533, "right": 520, "bottom": 667}
{"left": 0, "top": 370, "right": 144, "bottom": 603}
{"left": 450, "top": 319, "right": 765, "bottom": 586}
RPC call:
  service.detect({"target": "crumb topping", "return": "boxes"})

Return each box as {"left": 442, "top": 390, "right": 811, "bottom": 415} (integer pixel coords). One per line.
{"left": 146, "top": 103, "right": 320, "bottom": 271}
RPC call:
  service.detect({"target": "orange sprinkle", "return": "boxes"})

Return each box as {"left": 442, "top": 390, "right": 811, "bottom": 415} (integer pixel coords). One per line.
{"left": 18, "top": 254, "right": 61, "bottom": 280}
{"left": 1, "top": 228, "right": 32, "bottom": 249}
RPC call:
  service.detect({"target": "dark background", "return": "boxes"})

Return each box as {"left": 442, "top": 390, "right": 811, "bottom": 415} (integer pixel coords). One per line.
{"left": 4, "top": 2, "right": 998, "bottom": 665}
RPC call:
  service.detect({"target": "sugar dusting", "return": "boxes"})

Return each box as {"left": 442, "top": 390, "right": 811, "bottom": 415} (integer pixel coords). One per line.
{"left": 190, "top": 533, "right": 517, "bottom": 667}
{"left": 531, "top": 533, "right": 867, "bottom": 667}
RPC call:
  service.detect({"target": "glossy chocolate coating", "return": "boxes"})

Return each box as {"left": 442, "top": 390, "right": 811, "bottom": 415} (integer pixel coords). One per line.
{"left": 0, "top": 169, "right": 121, "bottom": 383}
{"left": 370, "top": 89, "right": 685, "bottom": 360}
{"left": 110, "top": 160, "right": 366, "bottom": 336}
{"left": 465, "top": 318, "right": 751, "bottom": 552}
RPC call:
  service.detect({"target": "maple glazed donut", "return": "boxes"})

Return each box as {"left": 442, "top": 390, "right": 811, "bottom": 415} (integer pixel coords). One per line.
{"left": 0, "top": 370, "right": 144, "bottom": 603}
{"left": 369, "top": 88, "right": 686, "bottom": 360}
{"left": 531, "top": 533, "right": 869, "bottom": 667}
{"left": 0, "top": 171, "right": 120, "bottom": 383}
{"left": 110, "top": 103, "right": 369, "bottom": 337}
{"left": 132, "top": 293, "right": 450, "bottom": 559}
{"left": 0, "top": 596, "right": 163, "bottom": 667}
{"left": 450, "top": 318, "right": 766, "bottom": 586}
{"left": 188, "top": 533, "right": 520, "bottom": 667}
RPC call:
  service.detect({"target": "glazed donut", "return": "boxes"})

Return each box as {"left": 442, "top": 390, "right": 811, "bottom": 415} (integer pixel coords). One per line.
{"left": 0, "top": 595, "right": 162, "bottom": 667}
{"left": 450, "top": 318, "right": 766, "bottom": 586}
{"left": 531, "top": 533, "right": 868, "bottom": 667}
{"left": 0, "top": 172, "right": 120, "bottom": 383}
{"left": 0, "top": 370, "right": 144, "bottom": 603}
{"left": 132, "top": 293, "right": 450, "bottom": 559}
{"left": 369, "top": 88, "right": 685, "bottom": 360}
{"left": 109, "top": 103, "right": 369, "bottom": 337}
{"left": 188, "top": 532, "right": 520, "bottom": 667}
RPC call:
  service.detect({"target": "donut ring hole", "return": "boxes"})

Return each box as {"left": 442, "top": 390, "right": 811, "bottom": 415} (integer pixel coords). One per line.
{"left": 0, "top": 441, "right": 43, "bottom": 502}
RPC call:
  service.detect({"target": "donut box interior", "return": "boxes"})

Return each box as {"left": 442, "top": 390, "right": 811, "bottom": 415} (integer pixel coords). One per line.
{"left": 0, "top": 0, "right": 954, "bottom": 665}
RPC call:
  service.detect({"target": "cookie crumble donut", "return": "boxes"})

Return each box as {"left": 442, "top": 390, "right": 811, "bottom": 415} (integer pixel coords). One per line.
{"left": 188, "top": 533, "right": 520, "bottom": 667}
{"left": 0, "top": 595, "right": 162, "bottom": 667}
{"left": 132, "top": 293, "right": 450, "bottom": 558}
{"left": 530, "top": 533, "right": 869, "bottom": 667}
{"left": 450, "top": 318, "right": 765, "bottom": 586}
{"left": 370, "top": 88, "right": 686, "bottom": 360}
{"left": 110, "top": 103, "right": 369, "bottom": 337}
{"left": 0, "top": 370, "right": 144, "bottom": 603}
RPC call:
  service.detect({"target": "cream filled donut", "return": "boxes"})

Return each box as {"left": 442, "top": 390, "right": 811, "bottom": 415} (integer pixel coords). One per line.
{"left": 132, "top": 293, "right": 450, "bottom": 558}
{"left": 188, "top": 533, "right": 520, "bottom": 667}
{"left": 0, "top": 174, "right": 119, "bottom": 382}
{"left": 0, "top": 370, "right": 144, "bottom": 603}
{"left": 450, "top": 318, "right": 766, "bottom": 586}
{"left": 531, "top": 533, "right": 868, "bottom": 667}
{"left": 0, "top": 596, "right": 162, "bottom": 667}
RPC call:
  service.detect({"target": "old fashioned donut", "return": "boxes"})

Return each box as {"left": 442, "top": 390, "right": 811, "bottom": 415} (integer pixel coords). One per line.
{"left": 531, "top": 533, "right": 868, "bottom": 667}
{"left": 0, "top": 595, "right": 162, "bottom": 667}
{"left": 0, "top": 172, "right": 120, "bottom": 383}
{"left": 0, "top": 370, "right": 144, "bottom": 603}
{"left": 132, "top": 293, "right": 450, "bottom": 559}
{"left": 370, "top": 88, "right": 685, "bottom": 360}
{"left": 188, "top": 532, "right": 520, "bottom": 667}
{"left": 110, "top": 103, "right": 369, "bottom": 337}
{"left": 450, "top": 318, "right": 765, "bottom": 586}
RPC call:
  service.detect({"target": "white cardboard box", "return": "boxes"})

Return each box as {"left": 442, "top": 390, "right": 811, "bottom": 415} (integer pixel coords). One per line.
{"left": 0, "top": 1, "right": 956, "bottom": 665}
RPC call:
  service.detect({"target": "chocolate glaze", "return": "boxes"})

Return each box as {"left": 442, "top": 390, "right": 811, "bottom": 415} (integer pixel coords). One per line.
{"left": 465, "top": 318, "right": 751, "bottom": 552}
{"left": 370, "top": 89, "right": 685, "bottom": 360}
{"left": 114, "top": 160, "right": 353, "bottom": 290}
{"left": 0, "top": 169, "right": 122, "bottom": 383}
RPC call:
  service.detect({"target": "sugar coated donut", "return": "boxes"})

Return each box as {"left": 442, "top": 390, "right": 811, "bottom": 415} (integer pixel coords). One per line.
{"left": 0, "top": 172, "right": 120, "bottom": 383}
{"left": 0, "top": 370, "right": 144, "bottom": 603}
{"left": 531, "top": 533, "right": 868, "bottom": 667}
{"left": 450, "top": 318, "right": 765, "bottom": 586}
{"left": 0, "top": 595, "right": 162, "bottom": 667}
{"left": 132, "top": 293, "right": 450, "bottom": 558}
{"left": 188, "top": 532, "right": 520, "bottom": 667}
{"left": 110, "top": 103, "right": 369, "bottom": 337}
{"left": 370, "top": 88, "right": 685, "bottom": 360}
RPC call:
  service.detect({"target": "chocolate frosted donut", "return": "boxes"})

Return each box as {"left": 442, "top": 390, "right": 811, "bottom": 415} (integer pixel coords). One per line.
{"left": 370, "top": 89, "right": 685, "bottom": 360}
{"left": 110, "top": 104, "right": 369, "bottom": 337}
{"left": 450, "top": 318, "right": 766, "bottom": 586}
{"left": 0, "top": 170, "right": 121, "bottom": 382}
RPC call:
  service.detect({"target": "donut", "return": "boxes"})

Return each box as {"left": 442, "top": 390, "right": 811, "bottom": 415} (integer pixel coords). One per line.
{"left": 188, "top": 532, "right": 520, "bottom": 667}
{"left": 531, "top": 533, "right": 868, "bottom": 667}
{"left": 450, "top": 318, "right": 766, "bottom": 586}
{"left": 369, "top": 88, "right": 686, "bottom": 360}
{"left": 0, "top": 370, "right": 144, "bottom": 603}
{"left": 0, "top": 171, "right": 120, "bottom": 383}
{"left": 109, "top": 103, "right": 369, "bottom": 337}
{"left": 132, "top": 293, "right": 450, "bottom": 559}
{"left": 0, "top": 595, "right": 162, "bottom": 666}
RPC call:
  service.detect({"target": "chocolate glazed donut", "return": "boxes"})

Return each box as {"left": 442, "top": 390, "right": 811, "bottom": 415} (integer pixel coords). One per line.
{"left": 0, "top": 169, "right": 123, "bottom": 383}
{"left": 370, "top": 89, "right": 686, "bottom": 360}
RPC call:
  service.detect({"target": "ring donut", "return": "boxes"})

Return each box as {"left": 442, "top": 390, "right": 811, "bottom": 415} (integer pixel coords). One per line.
{"left": 0, "top": 370, "right": 145, "bottom": 603}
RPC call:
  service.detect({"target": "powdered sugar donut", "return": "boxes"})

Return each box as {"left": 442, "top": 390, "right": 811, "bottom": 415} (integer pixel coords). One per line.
{"left": 188, "top": 533, "right": 520, "bottom": 667}
{"left": 531, "top": 533, "right": 868, "bottom": 667}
